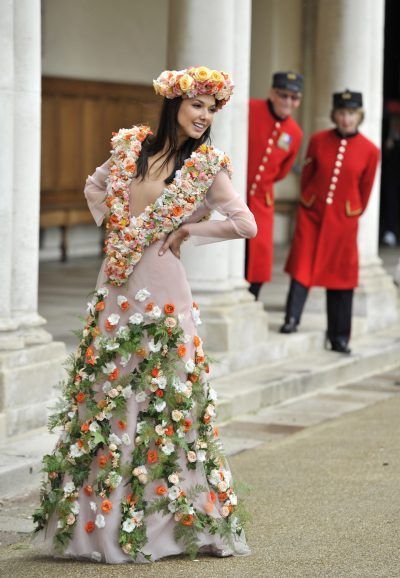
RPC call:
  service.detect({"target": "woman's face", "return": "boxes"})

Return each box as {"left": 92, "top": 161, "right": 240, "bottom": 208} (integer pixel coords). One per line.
{"left": 333, "top": 108, "right": 362, "bottom": 134}
{"left": 177, "top": 95, "right": 217, "bottom": 141}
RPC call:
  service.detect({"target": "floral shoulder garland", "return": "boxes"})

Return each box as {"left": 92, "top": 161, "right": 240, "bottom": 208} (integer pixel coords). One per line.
{"left": 104, "top": 125, "right": 232, "bottom": 286}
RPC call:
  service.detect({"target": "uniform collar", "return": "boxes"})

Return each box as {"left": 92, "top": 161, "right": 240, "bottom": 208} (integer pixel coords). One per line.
{"left": 266, "top": 99, "right": 288, "bottom": 122}
{"left": 334, "top": 128, "right": 359, "bottom": 139}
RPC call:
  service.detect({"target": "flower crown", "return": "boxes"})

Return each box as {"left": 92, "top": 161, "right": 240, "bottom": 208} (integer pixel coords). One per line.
{"left": 153, "top": 66, "right": 234, "bottom": 108}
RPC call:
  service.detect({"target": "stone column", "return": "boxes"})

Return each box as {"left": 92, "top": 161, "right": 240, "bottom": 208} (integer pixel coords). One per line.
{"left": 309, "top": 0, "right": 398, "bottom": 329}
{"left": 168, "top": 0, "right": 268, "bottom": 371}
{"left": 0, "top": 0, "right": 66, "bottom": 440}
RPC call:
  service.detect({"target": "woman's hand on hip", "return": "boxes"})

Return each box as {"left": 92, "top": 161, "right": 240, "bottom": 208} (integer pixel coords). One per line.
{"left": 158, "top": 226, "right": 190, "bottom": 259}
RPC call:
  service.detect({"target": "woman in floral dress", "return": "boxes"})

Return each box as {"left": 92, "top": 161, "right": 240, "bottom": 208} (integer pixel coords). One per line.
{"left": 33, "top": 66, "right": 257, "bottom": 564}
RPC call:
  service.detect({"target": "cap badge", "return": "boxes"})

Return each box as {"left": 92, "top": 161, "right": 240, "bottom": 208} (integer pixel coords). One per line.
{"left": 342, "top": 92, "right": 351, "bottom": 100}
{"left": 287, "top": 73, "right": 297, "bottom": 80}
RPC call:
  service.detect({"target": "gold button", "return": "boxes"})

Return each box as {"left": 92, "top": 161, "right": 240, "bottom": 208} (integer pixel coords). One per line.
{"left": 333, "top": 168, "right": 340, "bottom": 175}
{"left": 268, "top": 138, "right": 274, "bottom": 145}
{"left": 329, "top": 183, "right": 336, "bottom": 190}
{"left": 251, "top": 183, "right": 257, "bottom": 190}
{"left": 259, "top": 165, "right": 265, "bottom": 172}
{"left": 255, "top": 174, "right": 261, "bottom": 181}
{"left": 326, "top": 197, "right": 333, "bottom": 204}
{"left": 339, "top": 146, "right": 346, "bottom": 153}
{"left": 340, "top": 139, "right": 348, "bottom": 146}
{"left": 262, "top": 156, "right": 268, "bottom": 163}
{"left": 332, "top": 176, "right": 338, "bottom": 183}
{"left": 275, "top": 122, "right": 281, "bottom": 128}
{"left": 266, "top": 147, "right": 272, "bottom": 154}
{"left": 328, "top": 192, "right": 334, "bottom": 198}
{"left": 337, "top": 153, "right": 344, "bottom": 160}
{"left": 335, "top": 161, "right": 342, "bottom": 168}
{"left": 250, "top": 190, "right": 255, "bottom": 196}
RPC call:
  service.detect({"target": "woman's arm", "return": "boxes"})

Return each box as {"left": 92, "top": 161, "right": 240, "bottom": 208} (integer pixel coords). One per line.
{"left": 182, "top": 170, "right": 257, "bottom": 241}
{"left": 84, "top": 158, "right": 110, "bottom": 226}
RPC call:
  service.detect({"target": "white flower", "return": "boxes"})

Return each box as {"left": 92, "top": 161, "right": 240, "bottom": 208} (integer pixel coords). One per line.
{"left": 102, "top": 381, "right": 111, "bottom": 393}
{"left": 168, "top": 473, "right": 179, "bottom": 485}
{"left": 63, "top": 481, "right": 75, "bottom": 495}
{"left": 66, "top": 513, "right": 76, "bottom": 525}
{"left": 102, "top": 361, "right": 117, "bottom": 375}
{"left": 183, "top": 334, "right": 191, "bottom": 344}
{"left": 178, "top": 313, "right": 185, "bottom": 323}
{"left": 167, "top": 486, "right": 181, "bottom": 501}
{"left": 69, "top": 444, "right": 83, "bottom": 458}
{"left": 208, "top": 386, "right": 218, "bottom": 401}
{"left": 218, "top": 480, "right": 228, "bottom": 492}
{"left": 95, "top": 514, "right": 106, "bottom": 528}
{"left": 109, "top": 472, "right": 123, "bottom": 488}
{"left": 191, "top": 307, "right": 202, "bottom": 326}
{"left": 171, "top": 410, "right": 183, "bottom": 422}
{"left": 106, "top": 313, "right": 120, "bottom": 327}
{"left": 128, "top": 312, "right": 144, "bottom": 325}
{"left": 116, "top": 325, "right": 130, "bottom": 339}
{"left": 206, "top": 403, "right": 216, "bottom": 417}
{"left": 185, "top": 359, "right": 196, "bottom": 373}
{"left": 135, "top": 288, "right": 151, "bottom": 302}
{"left": 148, "top": 339, "right": 162, "bottom": 353}
{"left": 88, "top": 373, "right": 96, "bottom": 383}
{"left": 161, "top": 441, "right": 175, "bottom": 455}
{"left": 138, "top": 474, "right": 148, "bottom": 484}
{"left": 97, "top": 287, "right": 109, "bottom": 298}
{"left": 230, "top": 493, "right": 238, "bottom": 506}
{"left": 90, "top": 501, "right": 97, "bottom": 512}
{"left": 57, "top": 519, "right": 64, "bottom": 529}
{"left": 121, "top": 433, "right": 131, "bottom": 445}
{"left": 165, "top": 317, "right": 177, "bottom": 328}
{"left": 108, "top": 388, "right": 119, "bottom": 399}
{"left": 109, "top": 433, "right": 122, "bottom": 446}
{"left": 70, "top": 501, "right": 80, "bottom": 515}
{"left": 89, "top": 421, "right": 100, "bottom": 432}
{"left": 122, "top": 385, "right": 133, "bottom": 399}
{"left": 104, "top": 340, "right": 120, "bottom": 351}
{"left": 155, "top": 424, "right": 165, "bottom": 436}
{"left": 154, "top": 376, "right": 167, "bottom": 389}
{"left": 133, "top": 465, "right": 147, "bottom": 477}
{"left": 136, "top": 421, "right": 146, "bottom": 433}
{"left": 168, "top": 502, "right": 177, "bottom": 513}
{"left": 86, "top": 301, "right": 95, "bottom": 315}
{"left": 187, "top": 450, "right": 197, "bottom": 463}
{"left": 122, "top": 518, "right": 136, "bottom": 533}
{"left": 197, "top": 450, "right": 206, "bottom": 462}
{"left": 117, "top": 295, "right": 129, "bottom": 308}
{"left": 154, "top": 400, "right": 166, "bottom": 412}
{"left": 120, "top": 353, "right": 131, "bottom": 367}
{"left": 91, "top": 551, "right": 102, "bottom": 562}
{"left": 147, "top": 305, "right": 161, "bottom": 319}
{"left": 135, "top": 391, "right": 147, "bottom": 402}
{"left": 134, "top": 510, "right": 144, "bottom": 524}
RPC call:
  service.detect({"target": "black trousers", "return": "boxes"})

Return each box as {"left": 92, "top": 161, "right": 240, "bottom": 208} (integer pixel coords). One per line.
{"left": 284, "top": 279, "right": 354, "bottom": 343}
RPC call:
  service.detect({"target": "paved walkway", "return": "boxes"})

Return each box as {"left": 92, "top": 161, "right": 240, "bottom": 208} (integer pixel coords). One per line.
{"left": 1, "top": 368, "right": 399, "bottom": 577}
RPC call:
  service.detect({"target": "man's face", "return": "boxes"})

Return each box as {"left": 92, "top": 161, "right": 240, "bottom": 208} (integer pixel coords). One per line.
{"left": 269, "top": 87, "right": 302, "bottom": 118}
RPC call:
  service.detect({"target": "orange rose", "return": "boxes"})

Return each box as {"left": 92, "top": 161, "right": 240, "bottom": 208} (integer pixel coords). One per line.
{"left": 136, "top": 347, "right": 147, "bottom": 358}
{"left": 183, "top": 419, "right": 192, "bottom": 432}
{"left": 205, "top": 501, "right": 214, "bottom": 514}
{"left": 213, "top": 427, "right": 219, "bottom": 438}
{"left": 209, "top": 491, "right": 217, "bottom": 503}
{"left": 109, "top": 368, "right": 119, "bottom": 381}
{"left": 193, "top": 336, "right": 201, "bottom": 347}
{"left": 164, "top": 303, "right": 175, "bottom": 314}
{"left": 177, "top": 344, "right": 186, "bottom": 358}
{"left": 84, "top": 484, "right": 93, "bottom": 496}
{"left": 120, "top": 300, "right": 130, "bottom": 311}
{"left": 181, "top": 514, "right": 194, "bottom": 526}
{"left": 172, "top": 206, "right": 183, "bottom": 217}
{"left": 151, "top": 368, "right": 159, "bottom": 377}
{"left": 155, "top": 389, "right": 164, "bottom": 398}
{"left": 147, "top": 450, "right": 158, "bottom": 464}
{"left": 218, "top": 492, "right": 228, "bottom": 502}
{"left": 97, "top": 399, "right": 107, "bottom": 409}
{"left": 85, "top": 520, "right": 95, "bottom": 533}
{"left": 155, "top": 485, "right": 167, "bottom": 496}
{"left": 81, "top": 423, "right": 89, "bottom": 432}
{"left": 95, "top": 301, "right": 105, "bottom": 311}
{"left": 98, "top": 455, "right": 108, "bottom": 468}
{"left": 165, "top": 425, "right": 174, "bottom": 436}
{"left": 101, "top": 499, "right": 112, "bottom": 513}
{"left": 117, "top": 420, "right": 126, "bottom": 430}
{"left": 145, "top": 302, "right": 155, "bottom": 312}
{"left": 189, "top": 374, "right": 198, "bottom": 383}
{"left": 76, "top": 392, "right": 85, "bottom": 403}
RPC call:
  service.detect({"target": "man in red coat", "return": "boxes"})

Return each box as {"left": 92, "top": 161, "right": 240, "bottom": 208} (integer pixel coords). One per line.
{"left": 247, "top": 71, "right": 303, "bottom": 299}
{"left": 281, "top": 90, "right": 380, "bottom": 353}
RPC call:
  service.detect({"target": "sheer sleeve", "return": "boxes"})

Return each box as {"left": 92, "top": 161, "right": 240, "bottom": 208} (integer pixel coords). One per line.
{"left": 183, "top": 170, "right": 257, "bottom": 243}
{"left": 84, "top": 158, "right": 110, "bottom": 226}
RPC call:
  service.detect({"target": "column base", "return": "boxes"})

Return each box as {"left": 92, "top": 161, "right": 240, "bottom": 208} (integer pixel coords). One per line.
{"left": 0, "top": 340, "right": 66, "bottom": 440}
{"left": 195, "top": 288, "right": 269, "bottom": 374}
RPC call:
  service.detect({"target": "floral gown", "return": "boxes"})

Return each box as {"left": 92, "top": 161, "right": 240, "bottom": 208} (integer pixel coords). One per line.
{"left": 34, "top": 127, "right": 257, "bottom": 564}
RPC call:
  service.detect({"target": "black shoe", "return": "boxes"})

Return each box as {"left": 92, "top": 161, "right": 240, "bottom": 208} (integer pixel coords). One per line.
{"left": 279, "top": 317, "right": 298, "bottom": 334}
{"left": 330, "top": 340, "right": 351, "bottom": 354}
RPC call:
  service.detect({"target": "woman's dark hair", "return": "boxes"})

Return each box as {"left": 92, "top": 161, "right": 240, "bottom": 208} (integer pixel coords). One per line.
{"left": 136, "top": 97, "right": 212, "bottom": 184}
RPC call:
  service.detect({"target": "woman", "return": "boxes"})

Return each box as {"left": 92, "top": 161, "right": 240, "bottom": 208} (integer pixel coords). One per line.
{"left": 280, "top": 90, "right": 379, "bottom": 353}
{"left": 33, "top": 66, "right": 256, "bottom": 563}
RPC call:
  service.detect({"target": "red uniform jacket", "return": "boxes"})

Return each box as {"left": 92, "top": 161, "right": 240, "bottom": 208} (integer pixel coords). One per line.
{"left": 246, "top": 99, "right": 302, "bottom": 283}
{"left": 285, "top": 129, "right": 380, "bottom": 289}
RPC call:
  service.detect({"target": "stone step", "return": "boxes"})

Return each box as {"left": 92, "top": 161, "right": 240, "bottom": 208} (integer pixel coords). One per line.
{"left": 213, "top": 322, "right": 400, "bottom": 423}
